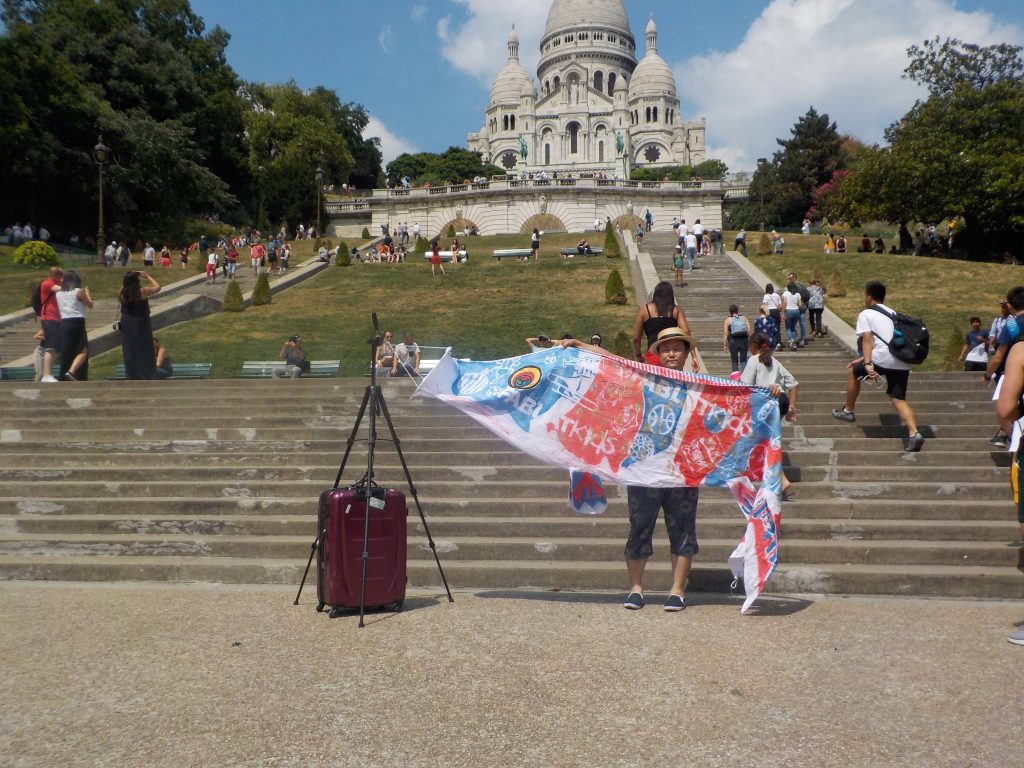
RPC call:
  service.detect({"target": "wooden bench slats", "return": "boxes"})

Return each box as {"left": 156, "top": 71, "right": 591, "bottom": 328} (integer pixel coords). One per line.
{"left": 558, "top": 247, "right": 604, "bottom": 256}
{"left": 110, "top": 363, "right": 212, "bottom": 380}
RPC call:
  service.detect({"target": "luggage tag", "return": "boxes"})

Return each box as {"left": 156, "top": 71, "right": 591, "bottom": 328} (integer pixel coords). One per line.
{"left": 369, "top": 496, "right": 386, "bottom": 510}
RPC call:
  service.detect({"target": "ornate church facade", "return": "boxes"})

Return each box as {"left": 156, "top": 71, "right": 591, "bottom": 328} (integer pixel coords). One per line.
{"left": 467, "top": 0, "right": 707, "bottom": 176}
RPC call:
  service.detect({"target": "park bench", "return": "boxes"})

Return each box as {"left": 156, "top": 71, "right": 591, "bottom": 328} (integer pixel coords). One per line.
{"left": 422, "top": 250, "right": 468, "bottom": 263}
{"left": 240, "top": 359, "right": 341, "bottom": 378}
{"left": 493, "top": 248, "right": 532, "bottom": 261}
{"left": 558, "top": 247, "right": 604, "bottom": 257}
{"left": 0, "top": 364, "right": 60, "bottom": 381}
{"left": 109, "top": 363, "right": 212, "bottom": 380}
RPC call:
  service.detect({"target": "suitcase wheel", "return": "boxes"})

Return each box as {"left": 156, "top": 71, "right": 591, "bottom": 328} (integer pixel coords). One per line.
{"left": 393, "top": 600, "right": 403, "bottom": 613}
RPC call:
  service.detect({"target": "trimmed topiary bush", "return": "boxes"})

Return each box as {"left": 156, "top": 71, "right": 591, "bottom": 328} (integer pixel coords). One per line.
{"left": 603, "top": 226, "right": 621, "bottom": 258}
{"left": 605, "top": 269, "right": 627, "bottom": 304}
{"left": 758, "top": 233, "right": 771, "bottom": 255}
{"left": 827, "top": 266, "right": 847, "bottom": 297}
{"left": 13, "top": 240, "right": 58, "bottom": 267}
{"left": 611, "top": 330, "right": 632, "bottom": 357}
{"left": 446, "top": 223, "right": 456, "bottom": 238}
{"left": 361, "top": 227, "right": 371, "bottom": 240}
{"left": 413, "top": 236, "right": 427, "bottom": 256}
{"left": 335, "top": 240, "right": 350, "bottom": 266}
{"left": 251, "top": 272, "right": 272, "bottom": 306}
{"left": 221, "top": 280, "right": 245, "bottom": 312}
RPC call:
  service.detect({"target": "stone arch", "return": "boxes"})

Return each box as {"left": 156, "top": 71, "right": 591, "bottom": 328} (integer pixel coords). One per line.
{"left": 612, "top": 214, "right": 644, "bottom": 234}
{"left": 439, "top": 217, "right": 479, "bottom": 236}
{"left": 520, "top": 213, "right": 566, "bottom": 234}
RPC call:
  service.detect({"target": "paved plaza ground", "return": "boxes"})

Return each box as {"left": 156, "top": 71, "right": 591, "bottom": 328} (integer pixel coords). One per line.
{"left": 1, "top": 581, "right": 1022, "bottom": 767}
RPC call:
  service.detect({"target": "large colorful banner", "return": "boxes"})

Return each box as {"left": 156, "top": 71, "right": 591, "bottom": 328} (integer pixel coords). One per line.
{"left": 415, "top": 347, "right": 782, "bottom": 612}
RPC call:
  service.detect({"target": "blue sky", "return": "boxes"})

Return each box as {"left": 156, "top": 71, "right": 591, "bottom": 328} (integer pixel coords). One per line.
{"left": 189, "top": 0, "right": 1024, "bottom": 171}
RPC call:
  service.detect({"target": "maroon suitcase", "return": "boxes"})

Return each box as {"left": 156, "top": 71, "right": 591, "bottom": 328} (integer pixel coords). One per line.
{"left": 316, "top": 486, "right": 407, "bottom": 613}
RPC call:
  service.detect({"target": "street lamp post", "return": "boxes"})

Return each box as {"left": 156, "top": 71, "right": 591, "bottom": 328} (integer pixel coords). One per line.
{"left": 315, "top": 166, "right": 324, "bottom": 236}
{"left": 757, "top": 157, "right": 767, "bottom": 233}
{"left": 94, "top": 135, "right": 110, "bottom": 263}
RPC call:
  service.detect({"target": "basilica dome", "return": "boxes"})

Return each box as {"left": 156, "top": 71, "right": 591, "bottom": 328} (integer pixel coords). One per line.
{"left": 489, "top": 28, "right": 535, "bottom": 106}
{"left": 542, "top": 0, "right": 631, "bottom": 39}
{"left": 628, "top": 17, "right": 677, "bottom": 101}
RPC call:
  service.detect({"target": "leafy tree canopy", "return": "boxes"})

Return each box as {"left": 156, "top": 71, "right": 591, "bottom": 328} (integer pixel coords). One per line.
{"left": 386, "top": 147, "right": 502, "bottom": 187}
{"left": 904, "top": 37, "right": 1024, "bottom": 96}
{"left": 630, "top": 159, "right": 728, "bottom": 182}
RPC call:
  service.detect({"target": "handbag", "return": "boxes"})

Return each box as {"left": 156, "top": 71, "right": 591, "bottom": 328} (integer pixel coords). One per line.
{"left": 112, "top": 300, "right": 122, "bottom": 333}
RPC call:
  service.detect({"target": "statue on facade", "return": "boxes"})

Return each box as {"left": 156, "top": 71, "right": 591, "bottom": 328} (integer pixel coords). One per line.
{"left": 519, "top": 137, "right": 528, "bottom": 160}
{"left": 615, "top": 132, "right": 625, "bottom": 155}
{"left": 539, "top": 194, "right": 547, "bottom": 214}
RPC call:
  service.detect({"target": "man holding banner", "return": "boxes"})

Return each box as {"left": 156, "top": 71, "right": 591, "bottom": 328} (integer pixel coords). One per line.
{"left": 562, "top": 327, "right": 699, "bottom": 611}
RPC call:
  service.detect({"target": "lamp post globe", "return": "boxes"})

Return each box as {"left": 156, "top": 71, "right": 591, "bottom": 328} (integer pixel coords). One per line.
{"left": 94, "top": 135, "right": 111, "bottom": 262}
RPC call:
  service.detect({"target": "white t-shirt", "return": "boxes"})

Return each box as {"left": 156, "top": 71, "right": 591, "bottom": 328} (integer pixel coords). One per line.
{"left": 855, "top": 303, "right": 911, "bottom": 371}
{"left": 207, "top": 253, "right": 218, "bottom": 266}
{"left": 693, "top": 223, "right": 704, "bottom": 236}
{"left": 55, "top": 289, "right": 86, "bottom": 319}
{"left": 684, "top": 233, "right": 697, "bottom": 249}
{"left": 781, "top": 290, "right": 801, "bottom": 310}
{"left": 762, "top": 292, "right": 782, "bottom": 311}
{"left": 143, "top": 246, "right": 156, "bottom": 262}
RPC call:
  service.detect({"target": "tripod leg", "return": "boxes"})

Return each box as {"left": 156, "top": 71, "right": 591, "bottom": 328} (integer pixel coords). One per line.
{"left": 377, "top": 391, "right": 455, "bottom": 603}
{"left": 335, "top": 385, "right": 372, "bottom": 488}
{"left": 294, "top": 525, "right": 325, "bottom": 606}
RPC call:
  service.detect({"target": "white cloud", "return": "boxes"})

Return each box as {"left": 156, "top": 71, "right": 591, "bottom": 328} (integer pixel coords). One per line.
{"left": 364, "top": 116, "right": 418, "bottom": 164}
{"left": 676, "top": 0, "right": 1024, "bottom": 171}
{"left": 378, "top": 24, "right": 394, "bottom": 53}
{"left": 436, "top": 0, "right": 551, "bottom": 84}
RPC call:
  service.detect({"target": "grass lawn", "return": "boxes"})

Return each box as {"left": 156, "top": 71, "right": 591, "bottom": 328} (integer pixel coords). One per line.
{"left": 0, "top": 245, "right": 198, "bottom": 315}
{"left": 730, "top": 230, "right": 1022, "bottom": 370}
{"left": 87, "top": 233, "right": 636, "bottom": 378}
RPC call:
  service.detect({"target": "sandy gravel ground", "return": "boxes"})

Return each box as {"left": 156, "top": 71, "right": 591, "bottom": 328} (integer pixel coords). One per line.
{"left": 1, "top": 582, "right": 1022, "bottom": 768}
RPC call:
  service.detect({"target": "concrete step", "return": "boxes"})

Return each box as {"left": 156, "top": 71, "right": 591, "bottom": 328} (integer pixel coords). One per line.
{"left": 11, "top": 514, "right": 1017, "bottom": 543}
{"left": 0, "top": 495, "right": 1016, "bottom": 521}
{"left": 0, "top": 555, "right": 1020, "bottom": 599}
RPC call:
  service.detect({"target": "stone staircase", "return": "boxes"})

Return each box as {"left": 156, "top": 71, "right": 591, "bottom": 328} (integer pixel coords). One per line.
{"left": 0, "top": 239, "right": 1021, "bottom": 599}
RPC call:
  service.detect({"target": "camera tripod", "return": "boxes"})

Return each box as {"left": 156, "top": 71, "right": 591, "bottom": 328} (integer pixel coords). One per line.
{"left": 294, "top": 313, "right": 453, "bottom": 626}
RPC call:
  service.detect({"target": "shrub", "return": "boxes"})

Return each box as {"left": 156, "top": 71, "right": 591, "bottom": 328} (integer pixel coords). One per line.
{"left": 605, "top": 269, "right": 627, "bottom": 304}
{"left": 361, "top": 226, "right": 371, "bottom": 240}
{"left": 13, "top": 240, "right": 58, "bottom": 267}
{"left": 603, "top": 226, "right": 621, "bottom": 258}
{"left": 941, "top": 325, "right": 963, "bottom": 371}
{"left": 446, "top": 223, "right": 456, "bottom": 238}
{"left": 251, "top": 272, "right": 272, "bottom": 306}
{"left": 221, "top": 280, "right": 245, "bottom": 312}
{"left": 335, "top": 240, "right": 350, "bottom": 266}
{"left": 611, "top": 330, "right": 632, "bottom": 357}
{"left": 827, "top": 266, "right": 847, "bottom": 297}
{"left": 757, "top": 233, "right": 771, "bottom": 255}
{"left": 413, "top": 236, "right": 427, "bottom": 255}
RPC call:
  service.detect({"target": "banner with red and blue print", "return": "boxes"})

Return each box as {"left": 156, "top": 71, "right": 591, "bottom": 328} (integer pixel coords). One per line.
{"left": 416, "top": 347, "right": 782, "bottom": 612}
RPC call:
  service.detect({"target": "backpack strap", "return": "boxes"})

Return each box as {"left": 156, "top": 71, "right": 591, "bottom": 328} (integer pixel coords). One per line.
{"left": 867, "top": 304, "right": 897, "bottom": 349}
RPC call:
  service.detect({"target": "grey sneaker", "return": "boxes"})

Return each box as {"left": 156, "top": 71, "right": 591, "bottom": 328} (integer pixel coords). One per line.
{"left": 831, "top": 408, "right": 855, "bottom": 423}
{"left": 663, "top": 594, "right": 686, "bottom": 612}
{"left": 905, "top": 432, "right": 925, "bottom": 453}
{"left": 623, "top": 592, "right": 644, "bottom": 610}
{"left": 1008, "top": 627, "right": 1024, "bottom": 646}
{"left": 990, "top": 433, "right": 1009, "bottom": 447}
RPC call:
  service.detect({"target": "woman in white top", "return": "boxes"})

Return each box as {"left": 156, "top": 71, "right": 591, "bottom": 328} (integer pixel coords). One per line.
{"left": 740, "top": 331, "right": 799, "bottom": 500}
{"left": 762, "top": 282, "right": 782, "bottom": 329}
{"left": 55, "top": 270, "right": 93, "bottom": 381}
{"left": 780, "top": 284, "right": 803, "bottom": 350}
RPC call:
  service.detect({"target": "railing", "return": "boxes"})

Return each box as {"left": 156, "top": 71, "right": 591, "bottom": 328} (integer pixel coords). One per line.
{"left": 335, "top": 177, "right": 751, "bottom": 203}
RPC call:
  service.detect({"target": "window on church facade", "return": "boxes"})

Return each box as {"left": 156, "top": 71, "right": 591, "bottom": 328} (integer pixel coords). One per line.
{"left": 645, "top": 107, "right": 651, "bottom": 123}
{"left": 653, "top": 107, "right": 658, "bottom": 122}
{"left": 598, "top": 141, "right": 604, "bottom": 162}
{"left": 545, "top": 144, "right": 551, "bottom": 165}
{"left": 608, "top": 72, "right": 616, "bottom": 95}
{"left": 594, "top": 71, "right": 603, "bottom": 93}
{"left": 553, "top": 76, "right": 560, "bottom": 89}
{"left": 510, "top": 115, "right": 516, "bottom": 130}
{"left": 568, "top": 123, "right": 580, "bottom": 154}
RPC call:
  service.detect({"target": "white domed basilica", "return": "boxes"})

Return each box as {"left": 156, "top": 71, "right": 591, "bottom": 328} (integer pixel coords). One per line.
{"left": 467, "top": 0, "right": 707, "bottom": 176}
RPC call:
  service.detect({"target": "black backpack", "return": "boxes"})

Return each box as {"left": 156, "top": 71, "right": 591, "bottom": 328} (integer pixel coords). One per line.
{"left": 30, "top": 281, "right": 50, "bottom": 317}
{"left": 869, "top": 305, "right": 929, "bottom": 364}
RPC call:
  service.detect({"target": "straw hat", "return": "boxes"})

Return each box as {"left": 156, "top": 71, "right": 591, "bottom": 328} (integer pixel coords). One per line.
{"left": 649, "top": 326, "right": 696, "bottom": 354}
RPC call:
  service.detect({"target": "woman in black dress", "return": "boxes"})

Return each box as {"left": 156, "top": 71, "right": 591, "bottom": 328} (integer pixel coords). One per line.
{"left": 119, "top": 270, "right": 161, "bottom": 380}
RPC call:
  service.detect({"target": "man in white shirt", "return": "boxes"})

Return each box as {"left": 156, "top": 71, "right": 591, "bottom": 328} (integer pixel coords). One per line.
{"left": 392, "top": 333, "right": 421, "bottom": 377}
{"left": 142, "top": 242, "right": 156, "bottom": 267}
{"left": 832, "top": 281, "right": 924, "bottom": 452}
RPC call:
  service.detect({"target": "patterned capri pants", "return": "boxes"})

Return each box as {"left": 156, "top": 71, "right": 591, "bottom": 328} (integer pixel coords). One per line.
{"left": 624, "top": 486, "right": 700, "bottom": 560}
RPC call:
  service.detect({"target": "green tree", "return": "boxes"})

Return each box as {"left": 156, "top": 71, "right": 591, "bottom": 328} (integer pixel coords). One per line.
{"left": 904, "top": 37, "right": 1024, "bottom": 96}
{"left": 386, "top": 147, "right": 502, "bottom": 187}
{"left": 251, "top": 272, "right": 272, "bottom": 305}
{"left": 630, "top": 159, "right": 728, "bottom": 182}
{"left": 605, "top": 269, "right": 627, "bottom": 304}
{"left": 603, "top": 226, "right": 621, "bottom": 258}
{"left": 335, "top": 240, "right": 350, "bottom": 266}
{"left": 221, "top": 279, "right": 244, "bottom": 311}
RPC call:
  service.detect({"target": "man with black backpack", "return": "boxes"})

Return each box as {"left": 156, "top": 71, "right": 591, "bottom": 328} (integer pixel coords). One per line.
{"left": 787, "top": 271, "right": 811, "bottom": 348}
{"left": 832, "top": 280, "right": 926, "bottom": 452}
